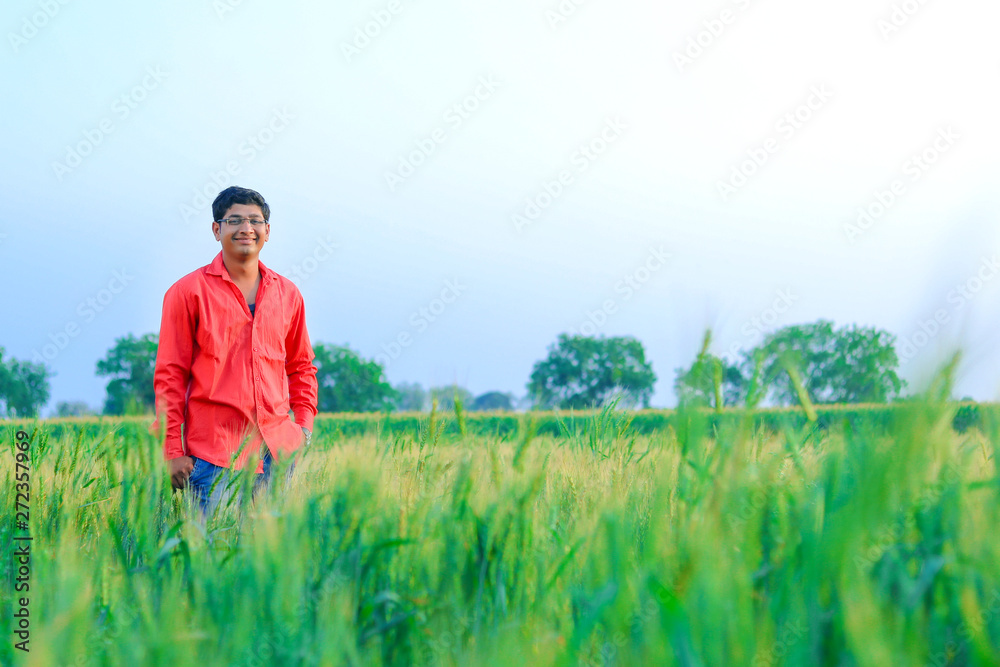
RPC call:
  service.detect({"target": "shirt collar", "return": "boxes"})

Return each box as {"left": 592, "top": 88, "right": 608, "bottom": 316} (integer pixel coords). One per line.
{"left": 207, "top": 251, "right": 273, "bottom": 284}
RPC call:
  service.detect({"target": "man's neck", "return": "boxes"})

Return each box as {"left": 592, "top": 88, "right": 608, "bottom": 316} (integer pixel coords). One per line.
{"left": 223, "top": 253, "right": 260, "bottom": 284}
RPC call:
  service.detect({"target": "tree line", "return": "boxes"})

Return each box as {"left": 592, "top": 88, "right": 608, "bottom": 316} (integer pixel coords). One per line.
{"left": 0, "top": 319, "right": 908, "bottom": 418}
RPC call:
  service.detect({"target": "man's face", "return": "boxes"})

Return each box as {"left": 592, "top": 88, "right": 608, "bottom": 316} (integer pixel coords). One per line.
{"left": 213, "top": 203, "right": 269, "bottom": 259}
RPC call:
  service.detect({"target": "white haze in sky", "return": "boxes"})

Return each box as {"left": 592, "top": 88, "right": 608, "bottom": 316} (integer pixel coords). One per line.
{"left": 2, "top": 0, "right": 999, "bottom": 413}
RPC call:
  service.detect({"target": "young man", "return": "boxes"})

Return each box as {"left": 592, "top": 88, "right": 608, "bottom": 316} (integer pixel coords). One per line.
{"left": 152, "top": 186, "right": 318, "bottom": 515}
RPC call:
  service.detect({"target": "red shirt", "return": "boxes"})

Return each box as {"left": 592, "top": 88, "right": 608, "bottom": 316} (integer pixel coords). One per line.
{"left": 152, "top": 252, "right": 318, "bottom": 472}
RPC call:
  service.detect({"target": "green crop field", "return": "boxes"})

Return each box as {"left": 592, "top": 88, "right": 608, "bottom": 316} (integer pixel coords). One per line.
{"left": 4, "top": 395, "right": 1000, "bottom": 666}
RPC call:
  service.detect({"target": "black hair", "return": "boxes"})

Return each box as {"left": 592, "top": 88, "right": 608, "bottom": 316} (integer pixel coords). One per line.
{"left": 212, "top": 186, "right": 270, "bottom": 223}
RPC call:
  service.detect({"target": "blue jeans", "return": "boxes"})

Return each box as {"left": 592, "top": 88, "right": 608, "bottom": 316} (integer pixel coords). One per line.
{"left": 187, "top": 448, "right": 295, "bottom": 517}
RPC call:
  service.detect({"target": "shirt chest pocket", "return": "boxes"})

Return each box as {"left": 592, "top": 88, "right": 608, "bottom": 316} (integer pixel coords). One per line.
{"left": 257, "top": 333, "right": 288, "bottom": 381}
{"left": 195, "top": 322, "right": 224, "bottom": 361}
{"left": 256, "top": 335, "right": 289, "bottom": 403}
{"left": 198, "top": 318, "right": 248, "bottom": 362}
{"left": 195, "top": 295, "right": 246, "bottom": 360}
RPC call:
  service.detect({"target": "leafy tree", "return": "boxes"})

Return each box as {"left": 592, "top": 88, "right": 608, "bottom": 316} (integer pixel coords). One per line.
{"left": 674, "top": 352, "right": 745, "bottom": 409}
{"left": 750, "top": 320, "right": 904, "bottom": 405}
{"left": 96, "top": 333, "right": 158, "bottom": 415}
{"left": 429, "top": 384, "right": 474, "bottom": 412}
{"left": 393, "top": 382, "right": 428, "bottom": 412}
{"left": 470, "top": 391, "right": 515, "bottom": 412}
{"left": 56, "top": 401, "right": 95, "bottom": 417}
{"left": 314, "top": 343, "right": 396, "bottom": 413}
{"left": 827, "top": 324, "right": 906, "bottom": 403}
{"left": 0, "top": 347, "right": 52, "bottom": 418}
{"left": 527, "top": 334, "right": 656, "bottom": 410}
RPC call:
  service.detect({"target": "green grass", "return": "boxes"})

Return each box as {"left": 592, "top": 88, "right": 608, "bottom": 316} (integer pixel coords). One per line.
{"left": 3, "top": 396, "right": 1000, "bottom": 665}
{"left": 29, "top": 401, "right": 997, "bottom": 443}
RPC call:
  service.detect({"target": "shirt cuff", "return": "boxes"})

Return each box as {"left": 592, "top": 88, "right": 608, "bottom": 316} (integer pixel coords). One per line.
{"left": 296, "top": 411, "right": 316, "bottom": 432}
{"left": 163, "top": 438, "right": 186, "bottom": 460}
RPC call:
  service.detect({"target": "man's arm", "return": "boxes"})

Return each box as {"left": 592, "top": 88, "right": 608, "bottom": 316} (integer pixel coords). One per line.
{"left": 153, "top": 283, "right": 197, "bottom": 470}
{"left": 285, "top": 290, "right": 318, "bottom": 436}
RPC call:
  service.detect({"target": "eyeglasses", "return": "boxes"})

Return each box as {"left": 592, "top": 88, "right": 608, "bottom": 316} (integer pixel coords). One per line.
{"left": 217, "top": 217, "right": 268, "bottom": 228}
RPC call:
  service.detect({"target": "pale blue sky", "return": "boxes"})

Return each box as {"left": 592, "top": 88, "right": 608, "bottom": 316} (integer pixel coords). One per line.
{"left": 2, "top": 0, "right": 999, "bottom": 413}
